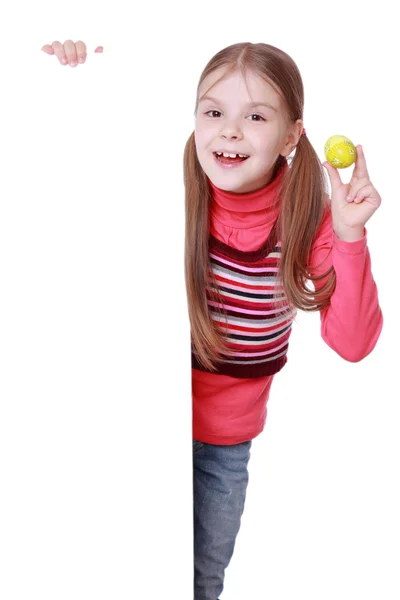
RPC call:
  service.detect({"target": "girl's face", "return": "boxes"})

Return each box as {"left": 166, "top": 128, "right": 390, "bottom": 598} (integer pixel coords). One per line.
{"left": 195, "top": 68, "right": 302, "bottom": 193}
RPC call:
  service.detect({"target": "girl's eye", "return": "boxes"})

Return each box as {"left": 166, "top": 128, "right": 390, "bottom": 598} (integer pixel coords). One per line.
{"left": 248, "top": 114, "right": 265, "bottom": 122}
{"left": 204, "top": 111, "right": 265, "bottom": 121}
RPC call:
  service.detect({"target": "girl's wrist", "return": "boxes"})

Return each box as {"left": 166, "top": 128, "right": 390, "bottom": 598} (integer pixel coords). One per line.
{"left": 334, "top": 224, "right": 365, "bottom": 243}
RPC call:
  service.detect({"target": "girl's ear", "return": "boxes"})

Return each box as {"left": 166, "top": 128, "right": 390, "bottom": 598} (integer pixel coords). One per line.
{"left": 280, "top": 119, "right": 303, "bottom": 157}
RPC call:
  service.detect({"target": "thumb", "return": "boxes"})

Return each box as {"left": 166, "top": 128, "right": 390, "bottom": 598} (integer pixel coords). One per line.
{"left": 41, "top": 44, "right": 54, "bottom": 54}
{"left": 323, "top": 161, "right": 342, "bottom": 192}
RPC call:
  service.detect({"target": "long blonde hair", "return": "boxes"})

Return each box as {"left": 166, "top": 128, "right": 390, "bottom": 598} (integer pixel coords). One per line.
{"left": 184, "top": 43, "right": 335, "bottom": 371}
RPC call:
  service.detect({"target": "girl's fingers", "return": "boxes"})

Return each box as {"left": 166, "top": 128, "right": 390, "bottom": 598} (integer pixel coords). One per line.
{"left": 322, "top": 161, "right": 343, "bottom": 192}
{"left": 75, "top": 40, "right": 87, "bottom": 64}
{"left": 352, "top": 145, "right": 370, "bottom": 180}
{"left": 346, "top": 177, "right": 371, "bottom": 201}
{"left": 41, "top": 41, "right": 103, "bottom": 64}
{"left": 353, "top": 184, "right": 375, "bottom": 204}
{"left": 51, "top": 40, "right": 68, "bottom": 65}
{"left": 63, "top": 39, "right": 78, "bottom": 67}
{"left": 41, "top": 44, "right": 54, "bottom": 55}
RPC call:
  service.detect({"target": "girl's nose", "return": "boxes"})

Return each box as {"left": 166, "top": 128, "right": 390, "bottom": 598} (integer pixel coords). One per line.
{"left": 219, "top": 121, "right": 243, "bottom": 140}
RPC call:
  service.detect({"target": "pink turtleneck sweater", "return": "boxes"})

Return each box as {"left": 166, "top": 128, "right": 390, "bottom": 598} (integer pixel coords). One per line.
{"left": 192, "top": 167, "right": 383, "bottom": 445}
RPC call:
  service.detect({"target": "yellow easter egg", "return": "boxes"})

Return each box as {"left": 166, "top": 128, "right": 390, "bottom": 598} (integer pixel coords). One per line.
{"left": 324, "top": 135, "right": 357, "bottom": 169}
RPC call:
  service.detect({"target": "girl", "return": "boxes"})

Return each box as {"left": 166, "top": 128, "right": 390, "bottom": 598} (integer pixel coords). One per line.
{"left": 43, "top": 38, "right": 383, "bottom": 600}
{"left": 184, "top": 42, "right": 383, "bottom": 600}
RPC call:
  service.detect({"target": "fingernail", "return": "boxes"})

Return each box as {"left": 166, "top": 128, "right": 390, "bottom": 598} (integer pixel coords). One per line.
{"left": 70, "top": 61, "right": 77, "bottom": 67}
{"left": 346, "top": 195, "right": 352, "bottom": 201}
{"left": 61, "top": 57, "right": 67, "bottom": 64}
{"left": 78, "top": 56, "right": 85, "bottom": 63}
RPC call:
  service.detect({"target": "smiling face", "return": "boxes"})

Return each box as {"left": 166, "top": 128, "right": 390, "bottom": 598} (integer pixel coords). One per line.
{"left": 194, "top": 67, "right": 302, "bottom": 193}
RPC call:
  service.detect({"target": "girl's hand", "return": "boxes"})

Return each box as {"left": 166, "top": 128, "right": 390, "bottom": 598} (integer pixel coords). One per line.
{"left": 41, "top": 40, "right": 103, "bottom": 67}
{"left": 323, "top": 145, "right": 382, "bottom": 242}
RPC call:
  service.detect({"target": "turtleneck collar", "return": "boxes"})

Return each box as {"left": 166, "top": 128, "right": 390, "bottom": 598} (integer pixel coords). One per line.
{"left": 208, "top": 161, "right": 287, "bottom": 229}
{"left": 209, "top": 161, "right": 286, "bottom": 211}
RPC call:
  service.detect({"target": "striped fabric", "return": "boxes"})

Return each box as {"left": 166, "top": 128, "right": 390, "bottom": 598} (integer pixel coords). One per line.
{"left": 192, "top": 221, "right": 297, "bottom": 378}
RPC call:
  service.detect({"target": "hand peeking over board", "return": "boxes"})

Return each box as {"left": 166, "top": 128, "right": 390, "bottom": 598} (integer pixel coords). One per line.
{"left": 41, "top": 40, "right": 103, "bottom": 67}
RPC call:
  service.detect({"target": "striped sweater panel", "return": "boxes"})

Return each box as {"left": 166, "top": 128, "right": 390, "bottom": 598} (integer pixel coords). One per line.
{"left": 192, "top": 226, "right": 296, "bottom": 378}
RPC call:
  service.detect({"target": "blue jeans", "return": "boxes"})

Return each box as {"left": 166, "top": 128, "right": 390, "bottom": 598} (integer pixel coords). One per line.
{"left": 193, "top": 440, "right": 252, "bottom": 600}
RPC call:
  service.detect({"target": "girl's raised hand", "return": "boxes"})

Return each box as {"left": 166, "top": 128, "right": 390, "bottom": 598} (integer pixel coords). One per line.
{"left": 41, "top": 40, "right": 103, "bottom": 67}
{"left": 323, "top": 145, "right": 382, "bottom": 242}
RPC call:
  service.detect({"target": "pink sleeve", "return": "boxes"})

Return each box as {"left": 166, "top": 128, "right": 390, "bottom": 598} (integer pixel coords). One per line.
{"left": 308, "top": 209, "right": 383, "bottom": 362}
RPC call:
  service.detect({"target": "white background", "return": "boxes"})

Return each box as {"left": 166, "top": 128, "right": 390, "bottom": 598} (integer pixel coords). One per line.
{"left": 0, "top": 1, "right": 398, "bottom": 599}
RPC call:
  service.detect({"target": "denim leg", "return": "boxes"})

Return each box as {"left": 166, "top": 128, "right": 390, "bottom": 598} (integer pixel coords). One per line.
{"left": 193, "top": 440, "right": 252, "bottom": 600}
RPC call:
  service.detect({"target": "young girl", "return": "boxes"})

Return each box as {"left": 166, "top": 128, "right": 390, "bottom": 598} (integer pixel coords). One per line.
{"left": 43, "top": 38, "right": 383, "bottom": 600}
{"left": 184, "top": 42, "right": 383, "bottom": 600}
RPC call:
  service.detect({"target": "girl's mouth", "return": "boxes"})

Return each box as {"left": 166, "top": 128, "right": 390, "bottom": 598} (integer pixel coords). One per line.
{"left": 213, "top": 152, "right": 249, "bottom": 168}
